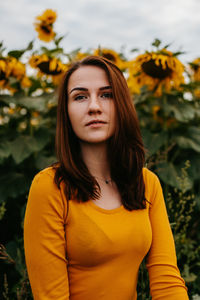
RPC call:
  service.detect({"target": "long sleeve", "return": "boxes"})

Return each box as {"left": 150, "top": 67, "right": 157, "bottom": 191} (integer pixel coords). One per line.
{"left": 24, "top": 168, "right": 69, "bottom": 300}
{"left": 145, "top": 171, "right": 189, "bottom": 300}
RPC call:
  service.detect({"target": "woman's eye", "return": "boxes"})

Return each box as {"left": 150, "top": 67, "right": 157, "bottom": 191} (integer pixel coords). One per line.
{"left": 101, "top": 92, "right": 113, "bottom": 99}
{"left": 74, "top": 94, "right": 87, "bottom": 101}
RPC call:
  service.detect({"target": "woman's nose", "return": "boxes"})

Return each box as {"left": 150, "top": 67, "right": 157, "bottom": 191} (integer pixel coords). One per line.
{"left": 88, "top": 95, "right": 102, "bottom": 114}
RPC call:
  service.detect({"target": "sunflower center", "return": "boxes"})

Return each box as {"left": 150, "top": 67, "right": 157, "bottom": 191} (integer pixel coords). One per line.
{"left": 193, "top": 65, "right": 199, "bottom": 71}
{"left": 37, "top": 61, "right": 62, "bottom": 75}
{"left": 41, "top": 24, "right": 51, "bottom": 34}
{"left": 142, "top": 59, "right": 172, "bottom": 79}
{"left": 102, "top": 53, "right": 117, "bottom": 63}
{"left": 0, "top": 70, "right": 6, "bottom": 80}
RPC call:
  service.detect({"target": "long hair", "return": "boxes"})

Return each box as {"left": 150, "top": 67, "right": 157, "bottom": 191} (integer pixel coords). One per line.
{"left": 54, "top": 55, "right": 146, "bottom": 210}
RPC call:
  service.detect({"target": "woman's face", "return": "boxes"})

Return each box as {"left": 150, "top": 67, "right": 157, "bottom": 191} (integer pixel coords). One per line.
{"left": 67, "top": 65, "right": 116, "bottom": 145}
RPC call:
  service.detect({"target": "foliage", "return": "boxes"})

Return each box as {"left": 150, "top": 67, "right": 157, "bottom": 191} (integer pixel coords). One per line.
{"left": 0, "top": 10, "right": 200, "bottom": 299}
{"left": 137, "top": 163, "right": 200, "bottom": 299}
{"left": 167, "top": 162, "right": 200, "bottom": 295}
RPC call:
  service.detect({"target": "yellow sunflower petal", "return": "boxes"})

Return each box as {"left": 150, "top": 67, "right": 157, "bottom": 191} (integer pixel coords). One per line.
{"left": 49, "top": 58, "right": 57, "bottom": 72}
{"left": 36, "top": 9, "right": 57, "bottom": 24}
{"left": 21, "top": 76, "right": 32, "bottom": 88}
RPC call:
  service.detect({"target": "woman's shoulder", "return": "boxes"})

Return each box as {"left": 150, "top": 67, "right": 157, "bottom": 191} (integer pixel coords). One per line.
{"left": 30, "top": 166, "right": 58, "bottom": 191}
{"left": 29, "top": 165, "right": 66, "bottom": 203}
{"left": 33, "top": 164, "right": 60, "bottom": 181}
{"left": 142, "top": 167, "right": 162, "bottom": 200}
{"left": 34, "top": 166, "right": 56, "bottom": 179}
{"left": 27, "top": 165, "right": 68, "bottom": 223}
{"left": 142, "top": 167, "right": 159, "bottom": 183}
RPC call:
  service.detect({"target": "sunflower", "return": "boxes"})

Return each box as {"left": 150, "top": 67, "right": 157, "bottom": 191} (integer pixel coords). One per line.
{"left": 8, "top": 57, "right": 26, "bottom": 79}
{"left": 8, "top": 57, "right": 31, "bottom": 88}
{"left": 0, "top": 57, "right": 31, "bottom": 93}
{"left": 128, "top": 49, "right": 185, "bottom": 96}
{"left": 29, "top": 54, "right": 67, "bottom": 84}
{"left": 0, "top": 59, "right": 7, "bottom": 88}
{"left": 34, "top": 23, "right": 55, "bottom": 42}
{"left": 34, "top": 9, "right": 57, "bottom": 42}
{"left": 190, "top": 58, "right": 200, "bottom": 81}
{"left": 190, "top": 58, "right": 200, "bottom": 98}
{"left": 93, "top": 48, "right": 126, "bottom": 70}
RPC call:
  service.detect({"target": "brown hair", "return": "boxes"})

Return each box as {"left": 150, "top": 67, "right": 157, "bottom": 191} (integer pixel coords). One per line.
{"left": 54, "top": 55, "right": 146, "bottom": 210}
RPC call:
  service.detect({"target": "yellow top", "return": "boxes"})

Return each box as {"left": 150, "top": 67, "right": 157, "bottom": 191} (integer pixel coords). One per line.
{"left": 24, "top": 167, "right": 189, "bottom": 300}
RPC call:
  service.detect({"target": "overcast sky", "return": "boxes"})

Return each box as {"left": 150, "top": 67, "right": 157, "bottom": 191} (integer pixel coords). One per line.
{"left": 0, "top": 0, "right": 199, "bottom": 63}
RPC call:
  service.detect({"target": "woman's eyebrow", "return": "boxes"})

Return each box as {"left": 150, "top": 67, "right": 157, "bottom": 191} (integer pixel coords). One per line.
{"left": 99, "top": 86, "right": 112, "bottom": 91}
{"left": 69, "top": 87, "right": 88, "bottom": 94}
{"left": 69, "top": 86, "right": 112, "bottom": 94}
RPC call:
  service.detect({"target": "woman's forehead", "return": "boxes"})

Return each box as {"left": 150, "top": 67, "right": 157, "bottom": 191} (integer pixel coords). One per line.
{"left": 68, "top": 65, "right": 110, "bottom": 91}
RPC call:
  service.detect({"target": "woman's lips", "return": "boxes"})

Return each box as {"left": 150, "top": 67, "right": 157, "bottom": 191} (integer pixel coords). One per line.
{"left": 86, "top": 122, "right": 107, "bottom": 128}
{"left": 86, "top": 120, "right": 107, "bottom": 126}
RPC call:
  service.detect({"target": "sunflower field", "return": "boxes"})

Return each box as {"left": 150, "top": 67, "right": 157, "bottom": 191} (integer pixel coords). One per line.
{"left": 0, "top": 9, "right": 200, "bottom": 299}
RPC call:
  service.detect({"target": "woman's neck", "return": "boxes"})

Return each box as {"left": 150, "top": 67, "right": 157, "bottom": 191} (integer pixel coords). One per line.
{"left": 80, "top": 142, "right": 111, "bottom": 179}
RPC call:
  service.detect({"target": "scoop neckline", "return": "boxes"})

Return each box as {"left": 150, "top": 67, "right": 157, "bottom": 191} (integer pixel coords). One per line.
{"left": 88, "top": 200, "right": 124, "bottom": 214}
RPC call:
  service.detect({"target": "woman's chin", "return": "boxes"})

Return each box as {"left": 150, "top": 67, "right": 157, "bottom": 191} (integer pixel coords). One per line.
{"left": 79, "top": 137, "right": 109, "bottom": 145}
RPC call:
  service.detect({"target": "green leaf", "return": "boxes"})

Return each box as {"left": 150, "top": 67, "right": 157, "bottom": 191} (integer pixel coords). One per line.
{"left": 49, "top": 48, "right": 64, "bottom": 56}
{"left": 152, "top": 39, "right": 161, "bottom": 48}
{"left": 34, "top": 127, "right": 52, "bottom": 148}
{"left": 156, "top": 162, "right": 179, "bottom": 187}
{"left": 142, "top": 129, "right": 168, "bottom": 156}
{"left": 183, "top": 264, "right": 197, "bottom": 283}
{"left": 188, "top": 126, "right": 200, "bottom": 143}
{"left": 7, "top": 41, "right": 34, "bottom": 59}
{"left": 176, "top": 136, "right": 200, "bottom": 152}
{"left": 186, "top": 155, "right": 200, "bottom": 180}
{"left": 10, "top": 130, "right": 50, "bottom": 164}
{"left": 172, "top": 51, "right": 185, "bottom": 57}
{"left": 35, "top": 154, "right": 56, "bottom": 170}
{"left": 163, "top": 43, "right": 172, "bottom": 49}
{"left": 9, "top": 136, "right": 36, "bottom": 164}
{"left": 194, "top": 107, "right": 200, "bottom": 118}
{"left": 5, "top": 240, "right": 26, "bottom": 275}
{"left": 27, "top": 78, "right": 42, "bottom": 95}
{"left": 0, "top": 141, "right": 11, "bottom": 160}
{"left": 26, "top": 40, "right": 34, "bottom": 51}
{"left": 5, "top": 241, "right": 18, "bottom": 262}
{"left": 8, "top": 50, "right": 25, "bottom": 59}
{"left": 40, "top": 46, "right": 50, "bottom": 52}
{"left": 175, "top": 127, "right": 200, "bottom": 152}
{"left": 54, "top": 35, "right": 66, "bottom": 46}
{"left": 156, "top": 162, "right": 193, "bottom": 190}
{"left": 0, "top": 172, "right": 27, "bottom": 201}
{"left": 130, "top": 48, "right": 139, "bottom": 53}
{"left": 170, "top": 104, "right": 196, "bottom": 122}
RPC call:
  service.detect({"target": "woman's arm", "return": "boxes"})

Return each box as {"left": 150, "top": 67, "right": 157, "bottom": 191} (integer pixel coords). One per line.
{"left": 145, "top": 170, "right": 189, "bottom": 300}
{"left": 24, "top": 168, "right": 69, "bottom": 300}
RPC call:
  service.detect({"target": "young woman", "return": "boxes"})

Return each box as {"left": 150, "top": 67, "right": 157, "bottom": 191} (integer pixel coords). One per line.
{"left": 24, "top": 56, "right": 189, "bottom": 299}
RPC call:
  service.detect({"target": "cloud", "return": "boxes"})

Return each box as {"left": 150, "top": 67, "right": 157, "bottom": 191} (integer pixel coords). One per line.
{"left": 0, "top": 0, "right": 199, "bottom": 62}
